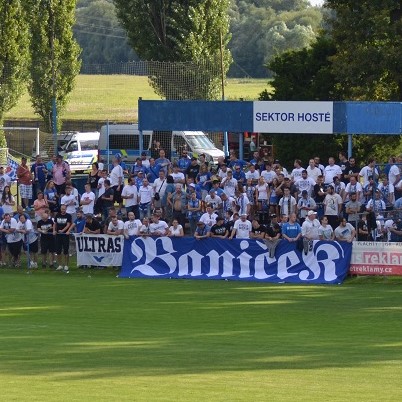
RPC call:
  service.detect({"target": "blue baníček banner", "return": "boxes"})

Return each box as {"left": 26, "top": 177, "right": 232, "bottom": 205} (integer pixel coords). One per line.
{"left": 120, "top": 238, "right": 352, "bottom": 284}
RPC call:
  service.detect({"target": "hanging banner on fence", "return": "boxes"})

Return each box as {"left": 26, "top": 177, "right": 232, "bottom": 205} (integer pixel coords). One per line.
{"left": 350, "top": 241, "right": 402, "bottom": 276}
{"left": 75, "top": 234, "right": 124, "bottom": 267}
{"left": 6, "top": 155, "right": 19, "bottom": 181}
{"left": 120, "top": 238, "right": 352, "bottom": 284}
{"left": 253, "top": 101, "right": 334, "bottom": 134}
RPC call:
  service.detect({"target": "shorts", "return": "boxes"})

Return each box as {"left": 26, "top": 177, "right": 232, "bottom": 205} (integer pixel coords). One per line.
{"left": 55, "top": 234, "right": 70, "bottom": 255}
{"left": 24, "top": 239, "right": 39, "bottom": 254}
{"left": 8, "top": 240, "right": 22, "bottom": 258}
{"left": 40, "top": 235, "right": 55, "bottom": 254}
{"left": 20, "top": 183, "right": 33, "bottom": 199}
{"left": 113, "top": 186, "right": 122, "bottom": 204}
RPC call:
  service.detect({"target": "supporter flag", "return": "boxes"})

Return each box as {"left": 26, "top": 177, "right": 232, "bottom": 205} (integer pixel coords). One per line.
{"left": 6, "top": 155, "right": 19, "bottom": 181}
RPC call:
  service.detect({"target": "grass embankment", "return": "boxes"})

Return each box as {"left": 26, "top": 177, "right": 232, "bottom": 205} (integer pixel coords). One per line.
{"left": 5, "top": 76, "right": 270, "bottom": 122}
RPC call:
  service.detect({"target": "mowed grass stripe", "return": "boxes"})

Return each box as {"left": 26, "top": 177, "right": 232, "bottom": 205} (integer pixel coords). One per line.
{"left": 0, "top": 270, "right": 401, "bottom": 401}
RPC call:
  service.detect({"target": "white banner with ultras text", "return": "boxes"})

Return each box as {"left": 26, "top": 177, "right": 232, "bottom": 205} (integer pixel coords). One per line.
{"left": 74, "top": 234, "right": 124, "bottom": 266}
{"left": 253, "top": 101, "right": 334, "bottom": 134}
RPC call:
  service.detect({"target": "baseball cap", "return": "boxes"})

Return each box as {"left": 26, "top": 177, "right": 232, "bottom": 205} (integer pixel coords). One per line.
{"left": 189, "top": 183, "right": 196, "bottom": 188}
{"left": 307, "top": 210, "right": 317, "bottom": 216}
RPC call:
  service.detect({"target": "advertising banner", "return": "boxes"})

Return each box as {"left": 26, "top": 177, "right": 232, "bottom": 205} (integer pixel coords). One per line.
{"left": 120, "top": 238, "right": 352, "bottom": 284}
{"left": 75, "top": 234, "right": 124, "bottom": 267}
{"left": 350, "top": 241, "right": 402, "bottom": 276}
{"left": 253, "top": 101, "right": 333, "bottom": 133}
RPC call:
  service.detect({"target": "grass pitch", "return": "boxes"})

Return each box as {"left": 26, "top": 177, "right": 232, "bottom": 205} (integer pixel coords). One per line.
{"left": 0, "top": 268, "right": 401, "bottom": 402}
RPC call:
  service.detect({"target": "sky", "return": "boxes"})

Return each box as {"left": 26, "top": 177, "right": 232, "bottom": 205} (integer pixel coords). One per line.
{"left": 309, "top": 0, "right": 324, "bottom": 6}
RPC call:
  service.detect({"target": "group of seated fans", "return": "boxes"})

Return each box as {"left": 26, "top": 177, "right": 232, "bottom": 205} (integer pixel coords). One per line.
{"left": 0, "top": 149, "right": 402, "bottom": 269}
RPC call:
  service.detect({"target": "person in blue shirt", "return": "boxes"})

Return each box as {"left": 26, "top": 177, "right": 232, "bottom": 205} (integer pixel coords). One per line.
{"left": 177, "top": 150, "right": 191, "bottom": 173}
{"left": 281, "top": 213, "right": 302, "bottom": 243}
{"left": 31, "top": 155, "right": 48, "bottom": 193}
{"left": 68, "top": 209, "right": 86, "bottom": 234}
{"left": 134, "top": 171, "right": 145, "bottom": 190}
{"left": 147, "top": 158, "right": 162, "bottom": 184}
{"left": 232, "top": 165, "right": 246, "bottom": 186}
{"left": 132, "top": 158, "right": 149, "bottom": 177}
{"left": 196, "top": 165, "right": 212, "bottom": 202}
{"left": 154, "top": 149, "right": 171, "bottom": 174}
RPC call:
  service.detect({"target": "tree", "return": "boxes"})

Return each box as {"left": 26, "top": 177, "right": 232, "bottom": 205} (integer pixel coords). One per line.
{"left": 113, "top": 0, "right": 232, "bottom": 100}
{"left": 259, "top": 35, "right": 343, "bottom": 167}
{"left": 27, "top": 0, "right": 81, "bottom": 133}
{"left": 0, "top": 0, "right": 29, "bottom": 146}
{"left": 326, "top": 0, "right": 402, "bottom": 101}
{"left": 74, "top": 0, "right": 138, "bottom": 65}
{"left": 228, "top": 0, "right": 323, "bottom": 77}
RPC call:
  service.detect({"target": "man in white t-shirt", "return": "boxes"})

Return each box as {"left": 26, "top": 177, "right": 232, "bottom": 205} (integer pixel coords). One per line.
{"left": 149, "top": 213, "right": 169, "bottom": 236}
{"left": 323, "top": 157, "right": 342, "bottom": 185}
{"left": 124, "top": 212, "right": 142, "bottom": 238}
{"left": 170, "top": 164, "right": 185, "bottom": 189}
{"left": 291, "top": 159, "right": 305, "bottom": 183}
{"left": 122, "top": 176, "right": 138, "bottom": 215}
{"left": 301, "top": 210, "right": 320, "bottom": 255}
{"left": 107, "top": 216, "right": 124, "bottom": 235}
{"left": 61, "top": 185, "right": 77, "bottom": 222}
{"left": 0, "top": 166, "right": 12, "bottom": 193}
{"left": 80, "top": 183, "right": 95, "bottom": 215}
{"left": 359, "top": 158, "right": 379, "bottom": 187}
{"left": 324, "top": 185, "right": 343, "bottom": 229}
{"left": 230, "top": 213, "right": 252, "bottom": 239}
{"left": 199, "top": 204, "right": 218, "bottom": 227}
{"left": 306, "top": 159, "right": 322, "bottom": 183}
{"left": 260, "top": 163, "right": 277, "bottom": 184}
{"left": 334, "top": 218, "right": 356, "bottom": 242}
{"left": 387, "top": 157, "right": 400, "bottom": 187}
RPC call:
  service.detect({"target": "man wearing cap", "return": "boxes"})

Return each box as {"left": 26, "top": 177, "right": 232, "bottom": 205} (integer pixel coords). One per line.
{"left": 210, "top": 216, "right": 228, "bottom": 238}
{"left": 17, "top": 157, "right": 33, "bottom": 210}
{"left": 132, "top": 158, "right": 148, "bottom": 178}
{"left": 194, "top": 220, "right": 210, "bottom": 240}
{"left": 301, "top": 210, "right": 320, "bottom": 255}
{"left": 230, "top": 213, "right": 252, "bottom": 239}
{"left": 140, "top": 151, "right": 150, "bottom": 169}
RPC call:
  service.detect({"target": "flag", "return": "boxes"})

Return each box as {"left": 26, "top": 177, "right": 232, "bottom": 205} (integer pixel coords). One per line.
{"left": 6, "top": 156, "right": 19, "bottom": 181}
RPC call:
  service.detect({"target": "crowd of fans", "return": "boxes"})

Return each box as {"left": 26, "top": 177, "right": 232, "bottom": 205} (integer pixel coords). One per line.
{"left": 1, "top": 148, "right": 402, "bottom": 270}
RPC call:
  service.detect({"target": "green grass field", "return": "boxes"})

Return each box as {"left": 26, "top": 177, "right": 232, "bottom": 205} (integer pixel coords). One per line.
{"left": 1, "top": 267, "right": 401, "bottom": 401}
{"left": 4, "top": 76, "right": 270, "bottom": 122}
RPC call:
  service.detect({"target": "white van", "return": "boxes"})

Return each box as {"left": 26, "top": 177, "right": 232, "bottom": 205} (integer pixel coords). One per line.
{"left": 58, "top": 131, "right": 100, "bottom": 173}
{"left": 99, "top": 124, "right": 224, "bottom": 165}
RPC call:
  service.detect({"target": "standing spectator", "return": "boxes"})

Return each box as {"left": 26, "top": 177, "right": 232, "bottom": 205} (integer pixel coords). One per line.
{"left": 338, "top": 151, "right": 350, "bottom": 183}
{"left": 250, "top": 218, "right": 266, "bottom": 239}
{"left": 281, "top": 213, "right": 302, "bottom": 243}
{"left": 334, "top": 218, "right": 356, "bottom": 242}
{"left": 0, "top": 213, "right": 20, "bottom": 266}
{"left": 264, "top": 220, "right": 282, "bottom": 258}
{"left": 295, "top": 170, "right": 316, "bottom": 199}
{"left": 122, "top": 176, "right": 139, "bottom": 217}
{"left": 301, "top": 210, "right": 320, "bottom": 255}
{"left": 149, "top": 213, "right": 169, "bottom": 236}
{"left": 196, "top": 164, "right": 212, "bottom": 203}
{"left": 107, "top": 216, "right": 124, "bottom": 235}
{"left": 359, "top": 158, "right": 379, "bottom": 187}
{"left": 343, "top": 157, "right": 360, "bottom": 184}
{"left": 52, "top": 154, "right": 70, "bottom": 196}
{"left": 171, "top": 164, "right": 186, "bottom": 189}
{"left": 68, "top": 209, "right": 86, "bottom": 234}
{"left": 37, "top": 210, "right": 55, "bottom": 268}
{"left": 260, "top": 163, "right": 277, "bottom": 185}
{"left": 53, "top": 205, "right": 72, "bottom": 272}
{"left": 61, "top": 185, "right": 78, "bottom": 223}
{"left": 177, "top": 150, "right": 191, "bottom": 174}
{"left": 194, "top": 221, "right": 210, "bottom": 240}
{"left": 147, "top": 158, "right": 162, "bottom": 184}
{"left": 245, "top": 164, "right": 260, "bottom": 185}
{"left": 123, "top": 211, "right": 142, "bottom": 238}
{"left": 278, "top": 187, "right": 297, "bottom": 216}
{"left": 323, "top": 157, "right": 342, "bottom": 186}
{"left": 377, "top": 175, "right": 395, "bottom": 208}
{"left": 18, "top": 214, "right": 39, "bottom": 268}
{"left": 297, "top": 190, "right": 316, "bottom": 224}
{"left": 344, "top": 176, "right": 363, "bottom": 203}
{"left": 87, "top": 162, "right": 101, "bottom": 199}
{"left": 84, "top": 214, "right": 102, "bottom": 235}
{"left": 138, "top": 178, "right": 154, "bottom": 219}
{"left": 101, "top": 179, "right": 114, "bottom": 221}
{"left": 318, "top": 216, "right": 335, "bottom": 240}
{"left": 291, "top": 159, "right": 305, "bottom": 183}
{"left": 345, "top": 192, "right": 361, "bottom": 226}
{"left": 132, "top": 158, "right": 149, "bottom": 178}
{"left": 155, "top": 149, "right": 171, "bottom": 174}
{"left": 80, "top": 183, "right": 96, "bottom": 215}
{"left": 230, "top": 213, "right": 252, "bottom": 239}
{"left": 0, "top": 166, "right": 12, "bottom": 194}
{"left": 140, "top": 151, "right": 150, "bottom": 169}
{"left": 31, "top": 155, "right": 48, "bottom": 193}
{"left": 44, "top": 180, "right": 59, "bottom": 216}
{"left": 1, "top": 186, "right": 15, "bottom": 216}
{"left": 221, "top": 170, "right": 237, "bottom": 198}
{"left": 357, "top": 213, "right": 370, "bottom": 241}
{"left": 210, "top": 216, "right": 228, "bottom": 238}
{"left": 306, "top": 159, "right": 321, "bottom": 182}
{"left": 168, "top": 218, "right": 184, "bottom": 237}
{"left": 152, "top": 170, "right": 167, "bottom": 212}
{"left": 324, "top": 185, "right": 343, "bottom": 229}
{"left": 187, "top": 191, "right": 202, "bottom": 235}
{"left": 109, "top": 157, "right": 124, "bottom": 214}
{"left": 33, "top": 191, "right": 48, "bottom": 222}
{"left": 17, "top": 157, "right": 33, "bottom": 210}
{"left": 232, "top": 165, "right": 246, "bottom": 186}
{"left": 168, "top": 185, "right": 188, "bottom": 229}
